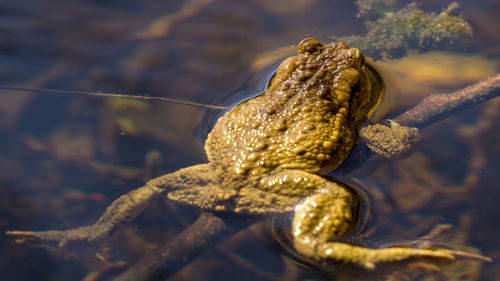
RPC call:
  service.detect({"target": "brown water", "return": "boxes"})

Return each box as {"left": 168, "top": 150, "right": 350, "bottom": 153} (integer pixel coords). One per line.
{"left": 0, "top": 0, "right": 499, "bottom": 280}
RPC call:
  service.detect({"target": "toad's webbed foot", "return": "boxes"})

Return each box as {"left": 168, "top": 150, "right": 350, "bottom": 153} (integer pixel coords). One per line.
{"left": 293, "top": 188, "right": 491, "bottom": 270}
{"left": 6, "top": 226, "right": 108, "bottom": 252}
{"left": 313, "top": 242, "right": 492, "bottom": 270}
{"left": 359, "top": 120, "right": 421, "bottom": 158}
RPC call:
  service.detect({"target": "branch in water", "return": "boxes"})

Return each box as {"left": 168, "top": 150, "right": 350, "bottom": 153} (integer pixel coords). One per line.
{"left": 111, "top": 212, "right": 255, "bottom": 281}
{"left": 111, "top": 74, "right": 500, "bottom": 280}
{"left": 394, "top": 73, "right": 500, "bottom": 128}
{"left": 338, "top": 73, "right": 500, "bottom": 174}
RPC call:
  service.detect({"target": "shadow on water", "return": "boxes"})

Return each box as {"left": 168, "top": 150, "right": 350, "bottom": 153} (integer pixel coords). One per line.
{"left": 0, "top": 0, "right": 499, "bottom": 280}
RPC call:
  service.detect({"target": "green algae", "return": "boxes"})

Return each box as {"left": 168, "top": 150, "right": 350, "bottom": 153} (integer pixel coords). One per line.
{"left": 341, "top": 1, "right": 473, "bottom": 60}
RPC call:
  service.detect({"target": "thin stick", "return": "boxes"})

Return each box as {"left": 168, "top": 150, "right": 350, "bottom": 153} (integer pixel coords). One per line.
{"left": 0, "top": 86, "right": 230, "bottom": 110}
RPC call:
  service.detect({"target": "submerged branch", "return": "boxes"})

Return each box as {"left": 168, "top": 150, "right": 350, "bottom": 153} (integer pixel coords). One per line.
{"left": 113, "top": 74, "right": 500, "bottom": 280}
{"left": 111, "top": 212, "right": 254, "bottom": 281}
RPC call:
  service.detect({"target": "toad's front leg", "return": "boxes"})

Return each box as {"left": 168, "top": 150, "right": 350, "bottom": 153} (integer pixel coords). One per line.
{"left": 292, "top": 179, "right": 491, "bottom": 270}
{"left": 359, "top": 120, "right": 421, "bottom": 158}
{"left": 5, "top": 163, "right": 219, "bottom": 252}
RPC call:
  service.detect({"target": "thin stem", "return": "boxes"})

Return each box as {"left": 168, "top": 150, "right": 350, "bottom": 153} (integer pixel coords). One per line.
{"left": 0, "top": 86, "right": 230, "bottom": 110}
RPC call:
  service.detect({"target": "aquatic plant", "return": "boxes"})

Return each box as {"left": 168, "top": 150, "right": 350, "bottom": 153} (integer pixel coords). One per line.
{"left": 341, "top": 0, "right": 473, "bottom": 59}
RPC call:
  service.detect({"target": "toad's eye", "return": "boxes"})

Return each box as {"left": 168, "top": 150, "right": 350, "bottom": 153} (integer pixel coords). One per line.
{"left": 267, "top": 72, "right": 276, "bottom": 89}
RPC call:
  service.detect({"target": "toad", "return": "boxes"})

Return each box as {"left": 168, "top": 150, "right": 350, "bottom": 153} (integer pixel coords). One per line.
{"left": 6, "top": 38, "right": 488, "bottom": 269}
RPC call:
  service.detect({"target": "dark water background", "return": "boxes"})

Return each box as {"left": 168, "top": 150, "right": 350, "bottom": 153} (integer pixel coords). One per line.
{"left": 0, "top": 0, "right": 499, "bottom": 280}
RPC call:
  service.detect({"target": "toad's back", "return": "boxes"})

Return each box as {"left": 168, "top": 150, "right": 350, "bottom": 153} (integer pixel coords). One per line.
{"left": 205, "top": 39, "right": 382, "bottom": 178}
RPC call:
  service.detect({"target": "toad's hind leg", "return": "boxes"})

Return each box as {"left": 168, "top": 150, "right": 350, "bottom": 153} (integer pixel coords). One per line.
{"left": 293, "top": 183, "right": 491, "bottom": 270}
{"left": 6, "top": 164, "right": 217, "bottom": 252}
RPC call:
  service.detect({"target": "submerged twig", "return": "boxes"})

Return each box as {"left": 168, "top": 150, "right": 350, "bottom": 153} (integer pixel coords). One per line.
{"left": 111, "top": 212, "right": 255, "bottom": 281}
{"left": 113, "top": 74, "right": 500, "bottom": 280}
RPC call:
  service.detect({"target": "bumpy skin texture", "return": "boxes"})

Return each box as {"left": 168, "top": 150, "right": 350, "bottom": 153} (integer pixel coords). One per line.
{"left": 6, "top": 38, "right": 488, "bottom": 270}
{"left": 207, "top": 39, "right": 374, "bottom": 175}
{"left": 360, "top": 120, "right": 421, "bottom": 158}
{"left": 169, "top": 38, "right": 382, "bottom": 214}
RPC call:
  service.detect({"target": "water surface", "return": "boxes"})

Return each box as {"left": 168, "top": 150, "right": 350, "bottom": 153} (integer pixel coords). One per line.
{"left": 0, "top": 0, "right": 499, "bottom": 280}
